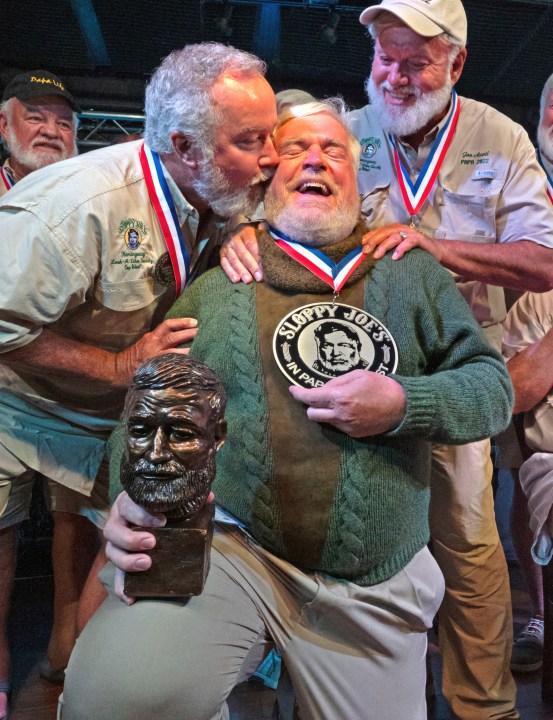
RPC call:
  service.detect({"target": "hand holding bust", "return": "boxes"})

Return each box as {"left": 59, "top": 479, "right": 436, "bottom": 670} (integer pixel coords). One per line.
{"left": 119, "top": 353, "right": 227, "bottom": 597}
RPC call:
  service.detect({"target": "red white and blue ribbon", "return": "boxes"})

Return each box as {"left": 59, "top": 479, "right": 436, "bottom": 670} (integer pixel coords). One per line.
{"left": 269, "top": 227, "right": 365, "bottom": 293}
{"left": 0, "top": 166, "right": 15, "bottom": 192}
{"left": 389, "top": 90, "right": 460, "bottom": 218}
{"left": 140, "top": 142, "right": 190, "bottom": 297}
{"left": 538, "top": 151, "right": 553, "bottom": 205}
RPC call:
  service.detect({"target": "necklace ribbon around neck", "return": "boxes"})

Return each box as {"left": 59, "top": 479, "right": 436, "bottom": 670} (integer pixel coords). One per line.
{"left": 269, "top": 226, "right": 365, "bottom": 294}
{"left": 140, "top": 142, "right": 190, "bottom": 297}
{"left": 0, "top": 167, "right": 15, "bottom": 191}
{"left": 538, "top": 150, "right": 553, "bottom": 205}
{"left": 389, "top": 89, "right": 460, "bottom": 218}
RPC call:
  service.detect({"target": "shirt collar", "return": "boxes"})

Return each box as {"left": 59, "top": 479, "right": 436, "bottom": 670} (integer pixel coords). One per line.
{"left": 396, "top": 94, "right": 453, "bottom": 154}
{"left": 540, "top": 151, "right": 553, "bottom": 179}
{"left": 3, "top": 158, "right": 19, "bottom": 183}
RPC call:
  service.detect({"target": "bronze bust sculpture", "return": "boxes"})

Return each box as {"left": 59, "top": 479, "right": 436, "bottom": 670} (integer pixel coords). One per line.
{"left": 120, "top": 353, "right": 227, "bottom": 597}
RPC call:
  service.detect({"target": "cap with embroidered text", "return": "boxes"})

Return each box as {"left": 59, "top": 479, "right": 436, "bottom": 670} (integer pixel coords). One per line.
{"left": 359, "top": 0, "right": 467, "bottom": 47}
{"left": 2, "top": 70, "right": 80, "bottom": 112}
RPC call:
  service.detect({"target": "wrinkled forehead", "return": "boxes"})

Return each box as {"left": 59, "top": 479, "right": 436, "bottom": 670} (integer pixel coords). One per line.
{"left": 211, "top": 73, "right": 276, "bottom": 131}
{"left": 12, "top": 95, "right": 74, "bottom": 119}
{"left": 374, "top": 24, "right": 449, "bottom": 58}
{"left": 321, "top": 329, "right": 359, "bottom": 346}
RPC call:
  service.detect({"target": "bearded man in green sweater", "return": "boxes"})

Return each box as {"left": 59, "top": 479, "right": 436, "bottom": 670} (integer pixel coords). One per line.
{"left": 61, "top": 100, "right": 513, "bottom": 720}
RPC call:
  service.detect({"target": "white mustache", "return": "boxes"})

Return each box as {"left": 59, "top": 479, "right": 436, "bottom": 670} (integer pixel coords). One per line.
{"left": 379, "top": 81, "right": 421, "bottom": 99}
{"left": 31, "top": 139, "right": 64, "bottom": 152}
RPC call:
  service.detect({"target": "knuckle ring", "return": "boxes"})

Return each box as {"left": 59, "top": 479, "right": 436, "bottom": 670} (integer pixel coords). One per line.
{"left": 399, "top": 231, "right": 408, "bottom": 240}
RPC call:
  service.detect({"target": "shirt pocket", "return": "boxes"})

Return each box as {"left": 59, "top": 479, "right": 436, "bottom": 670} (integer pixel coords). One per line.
{"left": 435, "top": 187, "right": 500, "bottom": 243}
{"left": 361, "top": 182, "right": 391, "bottom": 227}
{"left": 94, "top": 276, "right": 164, "bottom": 311}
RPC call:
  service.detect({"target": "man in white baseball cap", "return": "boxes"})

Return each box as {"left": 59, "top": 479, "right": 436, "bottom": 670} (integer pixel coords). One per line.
{"left": 359, "top": 0, "right": 467, "bottom": 46}
{"left": 349, "top": 1, "right": 553, "bottom": 718}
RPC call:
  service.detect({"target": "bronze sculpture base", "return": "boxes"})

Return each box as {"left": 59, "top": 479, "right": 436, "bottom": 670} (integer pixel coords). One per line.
{"left": 124, "top": 502, "right": 215, "bottom": 599}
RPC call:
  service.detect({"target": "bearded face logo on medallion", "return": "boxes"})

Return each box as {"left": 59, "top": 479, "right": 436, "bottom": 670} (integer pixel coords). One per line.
{"left": 273, "top": 302, "right": 398, "bottom": 389}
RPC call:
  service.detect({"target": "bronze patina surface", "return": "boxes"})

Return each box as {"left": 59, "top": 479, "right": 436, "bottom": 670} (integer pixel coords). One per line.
{"left": 119, "top": 354, "right": 226, "bottom": 598}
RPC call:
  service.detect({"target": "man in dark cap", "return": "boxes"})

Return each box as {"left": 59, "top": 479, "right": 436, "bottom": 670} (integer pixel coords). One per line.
{"left": 0, "top": 69, "right": 78, "bottom": 193}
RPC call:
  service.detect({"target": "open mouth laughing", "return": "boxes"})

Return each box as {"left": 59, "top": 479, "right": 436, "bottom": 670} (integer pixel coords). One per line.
{"left": 294, "top": 177, "right": 333, "bottom": 198}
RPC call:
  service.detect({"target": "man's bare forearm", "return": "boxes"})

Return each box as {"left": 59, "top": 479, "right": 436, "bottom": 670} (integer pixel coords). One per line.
{"left": 507, "top": 328, "right": 553, "bottom": 413}
{"left": 440, "top": 240, "right": 553, "bottom": 292}
{"left": 0, "top": 318, "right": 199, "bottom": 390}
{"left": 0, "top": 330, "right": 131, "bottom": 388}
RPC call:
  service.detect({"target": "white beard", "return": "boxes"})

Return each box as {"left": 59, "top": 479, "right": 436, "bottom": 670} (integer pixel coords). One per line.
{"left": 538, "top": 124, "right": 553, "bottom": 166}
{"left": 366, "top": 75, "right": 453, "bottom": 138}
{"left": 264, "top": 193, "right": 360, "bottom": 248}
{"left": 5, "top": 127, "right": 76, "bottom": 172}
{"left": 193, "top": 158, "right": 272, "bottom": 218}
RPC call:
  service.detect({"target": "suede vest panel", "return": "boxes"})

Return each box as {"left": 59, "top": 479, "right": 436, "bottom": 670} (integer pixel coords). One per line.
{"left": 256, "top": 280, "right": 365, "bottom": 569}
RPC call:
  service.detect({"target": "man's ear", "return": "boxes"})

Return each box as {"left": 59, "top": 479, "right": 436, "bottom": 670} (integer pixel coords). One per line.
{"left": 170, "top": 130, "right": 200, "bottom": 169}
{"left": 0, "top": 112, "right": 8, "bottom": 142}
{"left": 450, "top": 48, "right": 467, "bottom": 87}
{"left": 214, "top": 420, "right": 228, "bottom": 452}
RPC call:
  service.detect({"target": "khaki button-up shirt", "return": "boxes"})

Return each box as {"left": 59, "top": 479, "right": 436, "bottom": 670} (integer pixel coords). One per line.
{"left": 349, "top": 96, "right": 553, "bottom": 343}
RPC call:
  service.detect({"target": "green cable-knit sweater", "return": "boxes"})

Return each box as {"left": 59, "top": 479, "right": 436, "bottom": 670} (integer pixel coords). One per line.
{"left": 110, "top": 230, "right": 513, "bottom": 586}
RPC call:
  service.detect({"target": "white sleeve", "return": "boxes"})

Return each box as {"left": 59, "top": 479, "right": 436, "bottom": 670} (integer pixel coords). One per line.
{"left": 502, "top": 290, "right": 553, "bottom": 361}
{"left": 0, "top": 209, "right": 94, "bottom": 353}
{"left": 519, "top": 452, "right": 553, "bottom": 564}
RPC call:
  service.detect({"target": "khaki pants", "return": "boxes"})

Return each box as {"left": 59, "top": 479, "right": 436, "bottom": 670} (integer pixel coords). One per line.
{"left": 61, "top": 526, "right": 443, "bottom": 720}
{"left": 430, "top": 440, "right": 519, "bottom": 720}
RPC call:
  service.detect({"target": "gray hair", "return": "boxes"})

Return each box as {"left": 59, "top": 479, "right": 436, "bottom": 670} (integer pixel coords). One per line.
{"left": 368, "top": 12, "right": 464, "bottom": 54}
{"left": 0, "top": 99, "right": 13, "bottom": 121}
{"left": 540, "top": 72, "right": 553, "bottom": 122}
{"left": 0, "top": 99, "right": 14, "bottom": 150}
{"left": 124, "top": 353, "right": 226, "bottom": 420}
{"left": 275, "top": 97, "right": 361, "bottom": 168}
{"left": 143, "top": 42, "right": 267, "bottom": 156}
{"left": 275, "top": 88, "right": 317, "bottom": 114}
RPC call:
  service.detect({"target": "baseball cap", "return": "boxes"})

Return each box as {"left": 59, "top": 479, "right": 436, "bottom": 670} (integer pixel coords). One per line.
{"left": 2, "top": 70, "right": 80, "bottom": 112}
{"left": 359, "top": 0, "right": 467, "bottom": 47}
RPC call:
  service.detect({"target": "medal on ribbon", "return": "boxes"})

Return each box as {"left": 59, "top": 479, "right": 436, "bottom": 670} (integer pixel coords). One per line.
{"left": 0, "top": 167, "right": 15, "bottom": 192}
{"left": 269, "top": 227, "right": 365, "bottom": 296}
{"left": 153, "top": 251, "right": 176, "bottom": 287}
{"left": 140, "top": 142, "right": 190, "bottom": 297}
{"left": 273, "top": 302, "right": 398, "bottom": 389}
{"left": 389, "top": 90, "right": 460, "bottom": 226}
{"left": 538, "top": 151, "right": 553, "bottom": 205}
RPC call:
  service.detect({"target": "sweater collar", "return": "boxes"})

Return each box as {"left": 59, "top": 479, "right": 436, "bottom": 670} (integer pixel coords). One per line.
{"left": 258, "top": 218, "right": 378, "bottom": 293}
